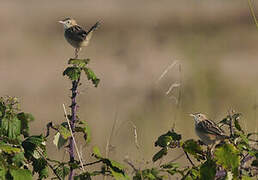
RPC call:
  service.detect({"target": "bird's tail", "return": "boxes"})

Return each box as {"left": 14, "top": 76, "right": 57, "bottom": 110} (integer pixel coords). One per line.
{"left": 87, "top": 21, "right": 101, "bottom": 34}
{"left": 85, "top": 21, "right": 101, "bottom": 42}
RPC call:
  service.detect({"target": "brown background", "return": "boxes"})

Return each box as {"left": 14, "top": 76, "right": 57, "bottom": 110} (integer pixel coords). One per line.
{"left": 1, "top": 0, "right": 258, "bottom": 177}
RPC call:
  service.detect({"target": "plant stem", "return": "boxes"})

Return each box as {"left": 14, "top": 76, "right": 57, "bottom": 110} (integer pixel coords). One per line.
{"left": 68, "top": 76, "right": 80, "bottom": 180}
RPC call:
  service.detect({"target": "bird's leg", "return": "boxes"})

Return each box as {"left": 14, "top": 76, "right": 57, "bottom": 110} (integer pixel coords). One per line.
{"left": 74, "top": 48, "right": 80, "bottom": 59}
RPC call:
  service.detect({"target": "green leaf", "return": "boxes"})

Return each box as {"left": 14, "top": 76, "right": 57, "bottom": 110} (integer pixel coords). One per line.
{"left": 22, "top": 135, "right": 46, "bottom": 160}
{"left": 63, "top": 67, "right": 81, "bottom": 81}
{"left": 251, "top": 159, "right": 258, "bottom": 167}
{"left": 242, "top": 176, "right": 253, "bottom": 180}
{"left": 68, "top": 58, "right": 90, "bottom": 68}
{"left": 160, "top": 162, "right": 179, "bottom": 169}
{"left": 92, "top": 146, "right": 102, "bottom": 158}
{"left": 200, "top": 159, "right": 216, "bottom": 180}
{"left": 74, "top": 172, "right": 92, "bottom": 180}
{"left": 12, "top": 152, "right": 25, "bottom": 167}
{"left": 53, "top": 132, "right": 68, "bottom": 149}
{"left": 32, "top": 157, "right": 48, "bottom": 179}
{"left": 155, "top": 135, "right": 172, "bottom": 148}
{"left": 17, "top": 112, "right": 34, "bottom": 137}
{"left": 182, "top": 139, "right": 205, "bottom": 161}
{"left": 58, "top": 125, "right": 71, "bottom": 140}
{"left": 0, "top": 102, "right": 6, "bottom": 119}
{"left": 0, "top": 144, "right": 21, "bottom": 154}
{"left": 1, "top": 116, "right": 21, "bottom": 140}
{"left": 154, "top": 130, "right": 181, "bottom": 148}
{"left": 152, "top": 147, "right": 168, "bottom": 162}
{"left": 75, "top": 121, "right": 91, "bottom": 143}
{"left": 0, "top": 164, "right": 7, "bottom": 180}
{"left": 55, "top": 164, "right": 69, "bottom": 180}
{"left": 214, "top": 143, "right": 240, "bottom": 177}
{"left": 234, "top": 118, "right": 242, "bottom": 132}
{"left": 83, "top": 67, "right": 100, "bottom": 87}
{"left": 10, "top": 168, "right": 32, "bottom": 180}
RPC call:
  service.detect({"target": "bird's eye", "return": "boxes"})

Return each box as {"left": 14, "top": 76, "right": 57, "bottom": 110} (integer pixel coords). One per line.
{"left": 198, "top": 114, "right": 201, "bottom": 118}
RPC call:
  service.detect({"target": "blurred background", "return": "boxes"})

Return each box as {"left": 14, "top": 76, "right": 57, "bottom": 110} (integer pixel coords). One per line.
{"left": 1, "top": 0, "right": 258, "bottom": 176}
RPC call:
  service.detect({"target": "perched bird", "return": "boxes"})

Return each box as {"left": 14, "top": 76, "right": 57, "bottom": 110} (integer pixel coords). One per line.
{"left": 59, "top": 18, "right": 100, "bottom": 58}
{"left": 190, "top": 113, "right": 228, "bottom": 145}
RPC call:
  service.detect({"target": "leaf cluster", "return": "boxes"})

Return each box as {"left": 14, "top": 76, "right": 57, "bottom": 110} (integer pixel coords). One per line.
{"left": 63, "top": 58, "right": 100, "bottom": 87}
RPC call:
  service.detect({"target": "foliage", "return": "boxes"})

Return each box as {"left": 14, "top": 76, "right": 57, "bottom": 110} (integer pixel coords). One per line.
{"left": 0, "top": 96, "right": 47, "bottom": 180}
{"left": 129, "top": 112, "right": 258, "bottom": 179}
{"left": 1, "top": 56, "right": 257, "bottom": 180}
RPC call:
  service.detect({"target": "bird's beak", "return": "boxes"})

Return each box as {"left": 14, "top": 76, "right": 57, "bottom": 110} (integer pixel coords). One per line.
{"left": 58, "top": 20, "right": 65, "bottom": 24}
{"left": 189, "top": 114, "right": 195, "bottom": 117}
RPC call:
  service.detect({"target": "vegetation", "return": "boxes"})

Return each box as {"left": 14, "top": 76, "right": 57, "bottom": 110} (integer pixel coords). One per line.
{"left": 0, "top": 57, "right": 256, "bottom": 179}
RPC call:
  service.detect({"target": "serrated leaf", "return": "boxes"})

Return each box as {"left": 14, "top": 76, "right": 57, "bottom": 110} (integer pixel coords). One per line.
{"left": 10, "top": 168, "right": 32, "bottom": 180}
{"left": 200, "top": 159, "right": 216, "bottom": 180}
{"left": 12, "top": 152, "right": 25, "bottom": 167}
{"left": 0, "top": 102, "right": 6, "bottom": 119}
{"left": 242, "top": 176, "right": 253, "bottom": 180}
{"left": 152, "top": 147, "right": 168, "bottom": 162}
{"left": 155, "top": 135, "right": 172, "bottom": 148}
{"left": 83, "top": 67, "right": 100, "bottom": 87}
{"left": 53, "top": 132, "right": 68, "bottom": 149}
{"left": 154, "top": 130, "right": 181, "bottom": 148}
{"left": 75, "top": 121, "right": 91, "bottom": 143}
{"left": 63, "top": 67, "right": 81, "bottom": 81}
{"left": 22, "top": 135, "right": 46, "bottom": 160}
{"left": 234, "top": 119, "right": 242, "bottom": 132}
{"left": 32, "top": 157, "right": 48, "bottom": 179}
{"left": 17, "top": 112, "right": 34, "bottom": 137}
{"left": 160, "top": 162, "right": 179, "bottom": 169}
{"left": 58, "top": 125, "right": 71, "bottom": 140}
{"left": 74, "top": 172, "right": 92, "bottom": 180}
{"left": 92, "top": 146, "right": 102, "bottom": 158}
{"left": 68, "top": 58, "right": 90, "bottom": 68}
{"left": 55, "top": 164, "right": 69, "bottom": 180}
{"left": 182, "top": 139, "right": 205, "bottom": 160}
{"left": 0, "top": 144, "right": 21, "bottom": 154}
{"left": 214, "top": 143, "right": 240, "bottom": 177}
{"left": 1, "top": 116, "right": 21, "bottom": 140}
{"left": 0, "top": 167, "right": 6, "bottom": 180}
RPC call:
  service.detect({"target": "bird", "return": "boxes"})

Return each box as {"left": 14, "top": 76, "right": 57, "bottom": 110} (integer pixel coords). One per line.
{"left": 190, "top": 113, "right": 228, "bottom": 145}
{"left": 59, "top": 18, "right": 100, "bottom": 58}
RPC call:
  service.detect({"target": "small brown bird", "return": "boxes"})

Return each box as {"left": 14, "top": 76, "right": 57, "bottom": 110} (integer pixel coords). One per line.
{"left": 190, "top": 113, "right": 228, "bottom": 145}
{"left": 59, "top": 18, "right": 100, "bottom": 58}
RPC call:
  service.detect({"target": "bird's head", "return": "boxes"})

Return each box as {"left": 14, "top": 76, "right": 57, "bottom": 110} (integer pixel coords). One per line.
{"left": 58, "top": 18, "right": 77, "bottom": 29}
{"left": 190, "top": 113, "right": 207, "bottom": 124}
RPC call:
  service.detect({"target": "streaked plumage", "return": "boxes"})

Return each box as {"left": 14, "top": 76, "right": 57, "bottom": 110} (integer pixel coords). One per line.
{"left": 190, "top": 113, "right": 227, "bottom": 145}
{"left": 59, "top": 18, "right": 100, "bottom": 58}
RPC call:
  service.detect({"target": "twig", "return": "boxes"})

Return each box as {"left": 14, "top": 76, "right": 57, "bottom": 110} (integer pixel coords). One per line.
{"left": 124, "top": 158, "right": 138, "bottom": 172}
{"left": 38, "top": 150, "right": 62, "bottom": 180}
{"left": 228, "top": 109, "right": 234, "bottom": 138}
{"left": 83, "top": 160, "right": 102, "bottom": 166}
{"left": 156, "top": 61, "right": 179, "bottom": 83}
{"left": 168, "top": 152, "right": 185, "bottom": 163}
{"left": 184, "top": 151, "right": 195, "bottom": 167}
{"left": 63, "top": 104, "right": 85, "bottom": 172}
{"left": 104, "top": 110, "right": 118, "bottom": 180}
{"left": 247, "top": 0, "right": 258, "bottom": 29}
{"left": 130, "top": 121, "right": 140, "bottom": 149}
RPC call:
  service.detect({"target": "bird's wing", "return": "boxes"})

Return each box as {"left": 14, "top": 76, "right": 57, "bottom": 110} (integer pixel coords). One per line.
{"left": 65, "top": 25, "right": 87, "bottom": 42}
{"left": 198, "top": 120, "right": 225, "bottom": 136}
{"left": 85, "top": 22, "right": 101, "bottom": 42}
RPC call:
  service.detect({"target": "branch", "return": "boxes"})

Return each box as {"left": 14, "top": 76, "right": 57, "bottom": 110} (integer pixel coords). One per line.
{"left": 63, "top": 104, "right": 85, "bottom": 172}
{"left": 83, "top": 160, "right": 102, "bottom": 166}
{"left": 184, "top": 151, "right": 195, "bottom": 167}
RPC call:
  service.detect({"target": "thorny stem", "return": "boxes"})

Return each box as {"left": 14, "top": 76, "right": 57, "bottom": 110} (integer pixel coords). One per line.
{"left": 68, "top": 76, "right": 80, "bottom": 180}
